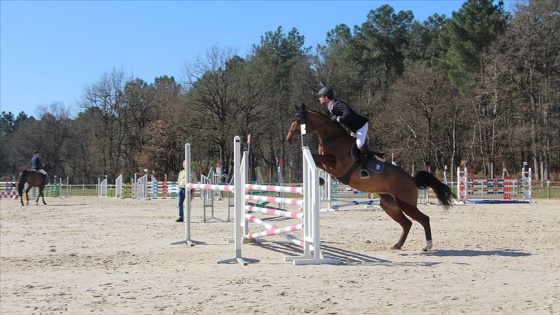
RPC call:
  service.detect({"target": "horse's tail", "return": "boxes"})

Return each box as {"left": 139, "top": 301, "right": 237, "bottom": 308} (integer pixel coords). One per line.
{"left": 17, "top": 171, "right": 25, "bottom": 196}
{"left": 414, "top": 171, "right": 456, "bottom": 209}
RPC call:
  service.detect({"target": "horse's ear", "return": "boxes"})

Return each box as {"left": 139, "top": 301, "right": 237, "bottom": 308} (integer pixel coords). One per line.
{"left": 301, "top": 103, "right": 306, "bottom": 111}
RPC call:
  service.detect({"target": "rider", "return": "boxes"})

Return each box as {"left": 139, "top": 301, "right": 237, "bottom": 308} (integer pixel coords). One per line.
{"left": 317, "top": 86, "right": 379, "bottom": 179}
{"left": 31, "top": 150, "right": 48, "bottom": 184}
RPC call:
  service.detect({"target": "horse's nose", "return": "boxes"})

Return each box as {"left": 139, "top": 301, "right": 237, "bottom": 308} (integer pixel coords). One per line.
{"left": 286, "top": 134, "right": 298, "bottom": 144}
{"left": 286, "top": 132, "right": 294, "bottom": 144}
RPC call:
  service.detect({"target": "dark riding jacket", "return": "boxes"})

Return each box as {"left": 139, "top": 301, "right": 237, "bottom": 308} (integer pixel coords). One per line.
{"left": 31, "top": 156, "right": 43, "bottom": 170}
{"left": 327, "top": 99, "right": 368, "bottom": 133}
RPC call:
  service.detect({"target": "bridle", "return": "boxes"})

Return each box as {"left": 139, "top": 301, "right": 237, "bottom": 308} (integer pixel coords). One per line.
{"left": 295, "top": 111, "right": 330, "bottom": 133}
{"left": 287, "top": 110, "right": 345, "bottom": 142}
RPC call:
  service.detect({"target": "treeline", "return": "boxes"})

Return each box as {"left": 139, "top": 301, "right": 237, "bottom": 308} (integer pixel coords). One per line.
{"left": 1, "top": 0, "right": 558, "bottom": 184}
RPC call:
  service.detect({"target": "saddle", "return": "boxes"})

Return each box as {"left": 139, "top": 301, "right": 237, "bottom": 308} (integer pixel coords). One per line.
{"left": 326, "top": 114, "right": 386, "bottom": 163}
{"left": 352, "top": 145, "right": 386, "bottom": 163}
{"left": 29, "top": 169, "right": 48, "bottom": 184}
{"left": 350, "top": 144, "right": 386, "bottom": 174}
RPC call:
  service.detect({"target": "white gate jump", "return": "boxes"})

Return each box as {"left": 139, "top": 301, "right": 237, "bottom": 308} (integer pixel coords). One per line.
{"left": 115, "top": 174, "right": 123, "bottom": 199}
{"left": 175, "top": 136, "right": 341, "bottom": 265}
{"left": 97, "top": 177, "right": 108, "bottom": 197}
{"left": 134, "top": 174, "right": 148, "bottom": 200}
{"left": 457, "top": 164, "right": 532, "bottom": 204}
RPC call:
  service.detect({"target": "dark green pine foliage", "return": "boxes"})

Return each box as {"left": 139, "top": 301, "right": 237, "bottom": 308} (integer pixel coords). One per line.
{"left": 438, "top": 0, "right": 507, "bottom": 94}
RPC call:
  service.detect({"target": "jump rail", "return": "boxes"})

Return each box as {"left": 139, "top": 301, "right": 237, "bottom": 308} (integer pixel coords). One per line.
{"left": 457, "top": 165, "right": 532, "bottom": 204}
{"left": 174, "top": 135, "right": 341, "bottom": 266}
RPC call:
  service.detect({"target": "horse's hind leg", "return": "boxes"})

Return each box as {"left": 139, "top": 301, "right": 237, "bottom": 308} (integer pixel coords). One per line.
{"left": 35, "top": 190, "right": 46, "bottom": 205}
{"left": 25, "top": 188, "right": 31, "bottom": 206}
{"left": 40, "top": 190, "right": 47, "bottom": 205}
{"left": 379, "top": 194, "right": 412, "bottom": 250}
{"left": 396, "top": 199, "right": 432, "bottom": 251}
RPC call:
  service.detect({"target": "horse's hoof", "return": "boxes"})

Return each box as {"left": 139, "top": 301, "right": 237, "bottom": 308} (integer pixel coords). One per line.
{"left": 422, "top": 240, "right": 433, "bottom": 252}
{"left": 390, "top": 244, "right": 402, "bottom": 250}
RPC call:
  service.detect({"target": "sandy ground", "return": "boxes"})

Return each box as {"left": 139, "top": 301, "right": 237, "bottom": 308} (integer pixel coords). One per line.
{"left": 1, "top": 195, "right": 559, "bottom": 314}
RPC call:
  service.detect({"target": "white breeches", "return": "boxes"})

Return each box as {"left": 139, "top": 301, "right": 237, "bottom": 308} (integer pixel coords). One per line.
{"left": 350, "top": 122, "right": 368, "bottom": 148}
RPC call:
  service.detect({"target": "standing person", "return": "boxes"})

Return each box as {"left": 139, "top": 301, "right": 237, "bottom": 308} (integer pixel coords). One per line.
{"left": 31, "top": 150, "right": 48, "bottom": 184}
{"left": 317, "top": 86, "right": 383, "bottom": 179}
{"left": 176, "top": 160, "right": 186, "bottom": 222}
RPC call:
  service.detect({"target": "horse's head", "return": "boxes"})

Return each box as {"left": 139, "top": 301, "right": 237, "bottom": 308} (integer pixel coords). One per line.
{"left": 286, "top": 103, "right": 339, "bottom": 145}
{"left": 286, "top": 103, "right": 309, "bottom": 144}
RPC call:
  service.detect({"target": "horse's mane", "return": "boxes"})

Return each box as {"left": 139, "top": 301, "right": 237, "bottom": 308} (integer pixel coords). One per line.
{"left": 294, "top": 104, "right": 349, "bottom": 135}
{"left": 307, "top": 109, "right": 327, "bottom": 117}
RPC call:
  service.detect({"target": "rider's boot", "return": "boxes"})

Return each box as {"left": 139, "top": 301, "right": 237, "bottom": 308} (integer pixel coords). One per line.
{"left": 359, "top": 145, "right": 370, "bottom": 179}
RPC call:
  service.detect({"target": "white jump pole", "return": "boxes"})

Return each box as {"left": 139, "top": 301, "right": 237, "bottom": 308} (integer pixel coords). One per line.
{"left": 185, "top": 143, "right": 193, "bottom": 245}
{"left": 218, "top": 136, "right": 259, "bottom": 265}
{"left": 171, "top": 143, "right": 203, "bottom": 246}
{"left": 283, "top": 146, "right": 341, "bottom": 265}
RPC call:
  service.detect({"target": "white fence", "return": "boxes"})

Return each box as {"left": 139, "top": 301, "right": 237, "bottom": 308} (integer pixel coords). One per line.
{"left": 177, "top": 136, "right": 341, "bottom": 265}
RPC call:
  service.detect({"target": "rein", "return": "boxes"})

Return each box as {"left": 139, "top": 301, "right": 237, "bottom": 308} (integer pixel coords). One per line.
{"left": 304, "top": 114, "right": 347, "bottom": 142}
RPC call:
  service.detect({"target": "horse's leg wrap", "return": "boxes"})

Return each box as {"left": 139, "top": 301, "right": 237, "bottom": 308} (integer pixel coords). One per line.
{"left": 422, "top": 240, "right": 433, "bottom": 252}
{"left": 359, "top": 145, "right": 370, "bottom": 179}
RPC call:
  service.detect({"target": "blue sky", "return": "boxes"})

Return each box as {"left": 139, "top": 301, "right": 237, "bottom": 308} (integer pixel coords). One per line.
{"left": 1, "top": 1, "right": 512, "bottom": 117}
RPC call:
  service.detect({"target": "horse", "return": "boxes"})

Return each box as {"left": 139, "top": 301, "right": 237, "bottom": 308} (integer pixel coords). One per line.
{"left": 286, "top": 103, "right": 455, "bottom": 251}
{"left": 18, "top": 169, "right": 48, "bottom": 206}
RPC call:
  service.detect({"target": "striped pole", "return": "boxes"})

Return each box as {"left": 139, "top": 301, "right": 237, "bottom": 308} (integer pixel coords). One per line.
{"left": 245, "top": 183, "right": 303, "bottom": 194}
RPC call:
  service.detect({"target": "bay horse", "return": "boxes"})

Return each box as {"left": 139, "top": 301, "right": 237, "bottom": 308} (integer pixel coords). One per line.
{"left": 18, "top": 169, "right": 48, "bottom": 206}
{"left": 286, "top": 104, "right": 455, "bottom": 251}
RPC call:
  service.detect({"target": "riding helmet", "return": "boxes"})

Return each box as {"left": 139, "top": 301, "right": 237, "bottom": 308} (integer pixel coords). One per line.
{"left": 33, "top": 150, "right": 40, "bottom": 154}
{"left": 317, "top": 86, "right": 334, "bottom": 99}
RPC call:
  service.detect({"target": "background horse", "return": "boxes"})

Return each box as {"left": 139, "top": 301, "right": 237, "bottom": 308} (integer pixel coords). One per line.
{"left": 286, "top": 104, "right": 455, "bottom": 251}
{"left": 18, "top": 170, "right": 47, "bottom": 206}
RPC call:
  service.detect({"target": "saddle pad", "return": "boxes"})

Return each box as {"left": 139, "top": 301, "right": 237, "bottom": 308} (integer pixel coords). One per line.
{"left": 350, "top": 144, "right": 385, "bottom": 174}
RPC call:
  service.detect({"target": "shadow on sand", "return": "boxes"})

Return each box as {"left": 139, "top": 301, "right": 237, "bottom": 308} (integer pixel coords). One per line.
{"left": 423, "top": 249, "right": 531, "bottom": 257}
{"left": 248, "top": 240, "right": 530, "bottom": 266}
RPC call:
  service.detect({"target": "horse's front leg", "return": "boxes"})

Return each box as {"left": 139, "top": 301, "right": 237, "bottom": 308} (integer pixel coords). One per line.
{"left": 311, "top": 153, "right": 336, "bottom": 169}
{"left": 19, "top": 188, "right": 24, "bottom": 206}
{"left": 380, "top": 195, "right": 412, "bottom": 250}
{"left": 312, "top": 154, "right": 336, "bottom": 186}
{"left": 25, "top": 188, "right": 30, "bottom": 206}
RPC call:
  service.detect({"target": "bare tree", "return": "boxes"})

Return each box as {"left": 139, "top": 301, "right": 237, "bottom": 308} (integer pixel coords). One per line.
{"left": 479, "top": 0, "right": 560, "bottom": 179}
{"left": 142, "top": 76, "right": 185, "bottom": 178}
{"left": 381, "top": 64, "right": 458, "bottom": 173}
{"left": 6, "top": 102, "right": 75, "bottom": 182}
{"left": 181, "top": 45, "right": 242, "bottom": 176}
{"left": 79, "top": 68, "right": 129, "bottom": 181}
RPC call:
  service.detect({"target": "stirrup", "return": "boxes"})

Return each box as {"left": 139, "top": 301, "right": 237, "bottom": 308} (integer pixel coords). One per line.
{"left": 360, "top": 169, "right": 370, "bottom": 179}
{"left": 374, "top": 154, "right": 386, "bottom": 163}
